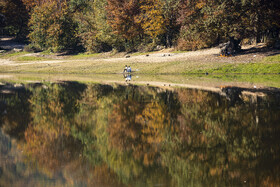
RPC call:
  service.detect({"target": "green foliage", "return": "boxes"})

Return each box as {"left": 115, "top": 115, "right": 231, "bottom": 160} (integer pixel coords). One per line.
{"left": 72, "top": 0, "right": 114, "bottom": 52}
{"left": 67, "top": 52, "right": 100, "bottom": 59}
{"left": 2, "top": 0, "right": 280, "bottom": 53}
{"left": 177, "top": 0, "right": 280, "bottom": 50}
{"left": 28, "top": 1, "right": 78, "bottom": 52}
{"left": 0, "top": 0, "right": 29, "bottom": 39}
{"left": 159, "top": 0, "right": 181, "bottom": 47}
{"left": 23, "top": 43, "right": 41, "bottom": 52}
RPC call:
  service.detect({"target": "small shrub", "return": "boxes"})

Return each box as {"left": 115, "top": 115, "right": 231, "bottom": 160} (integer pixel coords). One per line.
{"left": 24, "top": 44, "right": 41, "bottom": 52}
{"left": 176, "top": 38, "right": 208, "bottom": 51}
{"left": 136, "top": 43, "right": 147, "bottom": 52}
{"left": 136, "top": 42, "right": 156, "bottom": 52}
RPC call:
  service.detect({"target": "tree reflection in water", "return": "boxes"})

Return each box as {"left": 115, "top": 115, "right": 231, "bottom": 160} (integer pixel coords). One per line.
{"left": 0, "top": 82, "right": 279, "bottom": 186}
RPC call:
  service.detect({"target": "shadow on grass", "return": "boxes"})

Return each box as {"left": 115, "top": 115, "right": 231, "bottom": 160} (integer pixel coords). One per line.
{"left": 236, "top": 46, "right": 280, "bottom": 57}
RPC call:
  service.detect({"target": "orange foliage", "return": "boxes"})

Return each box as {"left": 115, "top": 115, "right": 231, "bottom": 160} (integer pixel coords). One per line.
{"left": 106, "top": 0, "right": 143, "bottom": 40}
{"left": 135, "top": 0, "right": 165, "bottom": 40}
{"left": 108, "top": 99, "right": 173, "bottom": 166}
{"left": 108, "top": 99, "right": 142, "bottom": 152}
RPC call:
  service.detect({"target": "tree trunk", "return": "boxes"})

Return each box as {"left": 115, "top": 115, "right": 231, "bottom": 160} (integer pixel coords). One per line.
{"left": 220, "top": 37, "right": 241, "bottom": 55}
{"left": 228, "top": 37, "right": 241, "bottom": 54}
{"left": 166, "top": 34, "right": 170, "bottom": 48}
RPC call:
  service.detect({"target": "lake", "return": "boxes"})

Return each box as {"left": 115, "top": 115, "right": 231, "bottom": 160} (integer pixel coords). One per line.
{"left": 0, "top": 78, "right": 280, "bottom": 186}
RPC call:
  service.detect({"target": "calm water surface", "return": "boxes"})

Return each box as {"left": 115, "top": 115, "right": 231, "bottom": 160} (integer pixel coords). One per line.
{"left": 0, "top": 81, "right": 280, "bottom": 186}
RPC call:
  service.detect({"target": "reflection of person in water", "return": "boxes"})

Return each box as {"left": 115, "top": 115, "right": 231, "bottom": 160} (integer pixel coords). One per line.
{"left": 125, "top": 74, "right": 131, "bottom": 82}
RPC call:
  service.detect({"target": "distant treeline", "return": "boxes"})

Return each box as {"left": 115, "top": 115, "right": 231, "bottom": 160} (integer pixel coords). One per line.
{"left": 1, "top": 0, "right": 279, "bottom": 52}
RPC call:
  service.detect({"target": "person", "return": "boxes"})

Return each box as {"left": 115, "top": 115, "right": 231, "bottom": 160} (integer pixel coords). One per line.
{"left": 123, "top": 65, "right": 128, "bottom": 73}
{"left": 127, "top": 66, "right": 131, "bottom": 73}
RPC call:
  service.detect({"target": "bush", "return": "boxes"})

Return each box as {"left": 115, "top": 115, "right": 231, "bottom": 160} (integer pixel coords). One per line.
{"left": 176, "top": 38, "right": 208, "bottom": 51}
{"left": 136, "top": 42, "right": 156, "bottom": 52}
{"left": 79, "top": 33, "right": 112, "bottom": 53}
{"left": 24, "top": 44, "right": 41, "bottom": 52}
{"left": 28, "top": 2, "right": 78, "bottom": 52}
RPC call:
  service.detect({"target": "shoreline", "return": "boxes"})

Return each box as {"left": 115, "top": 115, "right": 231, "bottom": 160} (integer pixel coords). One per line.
{"left": 1, "top": 39, "right": 279, "bottom": 75}
{"left": 1, "top": 72, "right": 280, "bottom": 88}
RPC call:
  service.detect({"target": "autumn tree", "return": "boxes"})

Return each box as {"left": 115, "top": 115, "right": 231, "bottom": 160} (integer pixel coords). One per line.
{"left": 106, "top": 0, "right": 143, "bottom": 51}
{"left": 71, "top": 0, "right": 114, "bottom": 52}
{"left": 239, "top": 0, "right": 280, "bottom": 44}
{"left": 177, "top": 0, "right": 219, "bottom": 50}
{"left": 178, "top": 0, "right": 280, "bottom": 52}
{"left": 159, "top": 0, "right": 181, "bottom": 47}
{"left": 0, "top": 0, "right": 29, "bottom": 39}
{"left": 27, "top": 0, "right": 78, "bottom": 51}
{"left": 135, "top": 0, "right": 165, "bottom": 45}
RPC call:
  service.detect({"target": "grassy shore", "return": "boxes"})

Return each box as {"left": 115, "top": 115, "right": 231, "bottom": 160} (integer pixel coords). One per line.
{"left": 1, "top": 73, "right": 280, "bottom": 89}
{"left": 0, "top": 48, "right": 279, "bottom": 75}
{"left": 1, "top": 47, "right": 280, "bottom": 87}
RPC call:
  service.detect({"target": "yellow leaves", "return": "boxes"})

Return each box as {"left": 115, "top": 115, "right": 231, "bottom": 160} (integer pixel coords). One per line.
{"left": 209, "top": 167, "right": 222, "bottom": 176}
{"left": 195, "top": 1, "right": 206, "bottom": 9}
{"left": 107, "top": 96, "right": 173, "bottom": 166}
{"left": 139, "top": 101, "right": 169, "bottom": 145}
{"left": 143, "top": 152, "right": 156, "bottom": 166}
{"left": 135, "top": 0, "right": 166, "bottom": 38}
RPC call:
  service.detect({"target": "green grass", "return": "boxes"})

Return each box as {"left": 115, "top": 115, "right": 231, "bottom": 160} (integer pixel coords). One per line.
{"left": 262, "top": 54, "right": 280, "bottom": 62}
{"left": 15, "top": 56, "right": 52, "bottom": 61}
{"left": 40, "top": 50, "right": 53, "bottom": 55}
{"left": 2, "top": 58, "right": 279, "bottom": 75}
{"left": 193, "top": 63, "right": 280, "bottom": 74}
{"left": 67, "top": 53, "right": 100, "bottom": 59}
{"left": 0, "top": 51, "right": 29, "bottom": 58}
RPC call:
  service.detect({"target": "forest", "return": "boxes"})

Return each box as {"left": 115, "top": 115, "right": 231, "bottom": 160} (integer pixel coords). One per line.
{"left": 0, "top": 0, "right": 280, "bottom": 53}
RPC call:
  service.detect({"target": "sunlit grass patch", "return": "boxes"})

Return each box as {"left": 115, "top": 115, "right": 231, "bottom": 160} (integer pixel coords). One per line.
{"left": 15, "top": 56, "right": 52, "bottom": 61}
{"left": 40, "top": 50, "right": 53, "bottom": 55}
{"left": 194, "top": 63, "right": 280, "bottom": 74}
{"left": 262, "top": 54, "right": 280, "bottom": 62}
{"left": 67, "top": 53, "right": 100, "bottom": 59}
{"left": 0, "top": 51, "right": 29, "bottom": 58}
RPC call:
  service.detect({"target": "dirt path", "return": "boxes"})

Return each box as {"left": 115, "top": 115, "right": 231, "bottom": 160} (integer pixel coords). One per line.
{"left": 1, "top": 37, "right": 279, "bottom": 66}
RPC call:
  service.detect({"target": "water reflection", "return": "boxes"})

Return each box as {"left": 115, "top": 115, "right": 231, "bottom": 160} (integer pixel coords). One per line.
{"left": 0, "top": 82, "right": 280, "bottom": 186}
{"left": 123, "top": 73, "right": 132, "bottom": 82}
